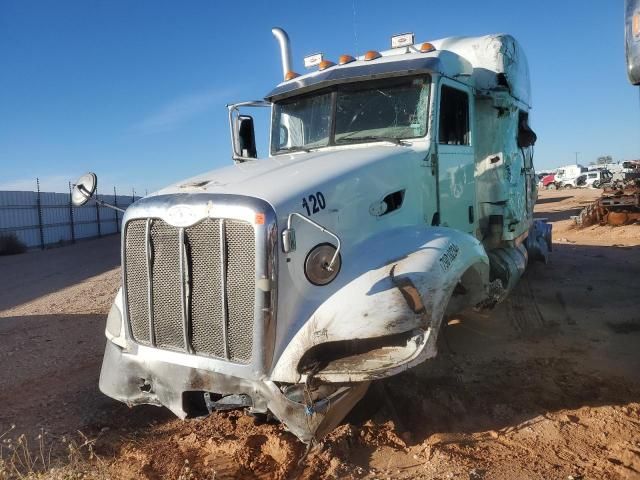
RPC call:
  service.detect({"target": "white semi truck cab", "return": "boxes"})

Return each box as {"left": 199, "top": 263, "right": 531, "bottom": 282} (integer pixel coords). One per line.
{"left": 75, "top": 28, "right": 551, "bottom": 443}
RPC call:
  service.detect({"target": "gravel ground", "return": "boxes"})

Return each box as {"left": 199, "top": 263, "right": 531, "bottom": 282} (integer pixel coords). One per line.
{"left": 0, "top": 189, "right": 639, "bottom": 479}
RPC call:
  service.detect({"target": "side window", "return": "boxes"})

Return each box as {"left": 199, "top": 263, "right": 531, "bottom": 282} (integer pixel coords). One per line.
{"left": 438, "top": 85, "right": 470, "bottom": 145}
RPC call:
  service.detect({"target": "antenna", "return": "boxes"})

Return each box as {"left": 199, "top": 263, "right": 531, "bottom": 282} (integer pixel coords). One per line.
{"left": 352, "top": 0, "right": 359, "bottom": 53}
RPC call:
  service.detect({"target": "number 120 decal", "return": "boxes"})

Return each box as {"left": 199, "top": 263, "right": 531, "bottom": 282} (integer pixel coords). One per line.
{"left": 302, "top": 192, "right": 326, "bottom": 216}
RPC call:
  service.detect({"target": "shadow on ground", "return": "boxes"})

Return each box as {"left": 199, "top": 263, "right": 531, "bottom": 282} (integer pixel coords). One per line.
{"left": 534, "top": 195, "right": 573, "bottom": 205}
{"left": 0, "top": 235, "right": 120, "bottom": 311}
{"left": 71, "top": 242, "right": 640, "bottom": 479}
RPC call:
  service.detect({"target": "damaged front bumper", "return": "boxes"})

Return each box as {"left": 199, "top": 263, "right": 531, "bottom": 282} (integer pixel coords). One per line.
{"left": 99, "top": 340, "right": 369, "bottom": 443}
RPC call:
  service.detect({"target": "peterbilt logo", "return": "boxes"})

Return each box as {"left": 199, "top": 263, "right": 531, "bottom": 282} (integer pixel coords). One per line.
{"left": 166, "top": 205, "right": 197, "bottom": 226}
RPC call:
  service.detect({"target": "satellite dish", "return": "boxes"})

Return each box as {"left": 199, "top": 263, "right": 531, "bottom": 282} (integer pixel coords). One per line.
{"left": 71, "top": 173, "right": 97, "bottom": 206}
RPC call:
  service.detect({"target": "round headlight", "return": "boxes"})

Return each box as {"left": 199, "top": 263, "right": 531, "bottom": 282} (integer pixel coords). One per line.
{"left": 304, "top": 243, "right": 341, "bottom": 286}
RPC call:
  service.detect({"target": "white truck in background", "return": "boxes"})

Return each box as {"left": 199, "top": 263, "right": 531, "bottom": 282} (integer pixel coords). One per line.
{"left": 72, "top": 28, "right": 550, "bottom": 443}
{"left": 554, "top": 164, "right": 587, "bottom": 189}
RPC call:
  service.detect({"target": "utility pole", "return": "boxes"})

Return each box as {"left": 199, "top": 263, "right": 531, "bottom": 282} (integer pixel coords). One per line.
{"left": 574, "top": 152, "right": 580, "bottom": 164}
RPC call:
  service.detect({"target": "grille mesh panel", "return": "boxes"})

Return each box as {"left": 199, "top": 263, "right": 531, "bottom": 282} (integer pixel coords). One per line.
{"left": 124, "top": 216, "right": 256, "bottom": 364}
{"left": 226, "top": 222, "right": 256, "bottom": 362}
{"left": 150, "top": 220, "right": 185, "bottom": 351}
{"left": 186, "top": 219, "right": 226, "bottom": 357}
{"left": 125, "top": 220, "right": 151, "bottom": 344}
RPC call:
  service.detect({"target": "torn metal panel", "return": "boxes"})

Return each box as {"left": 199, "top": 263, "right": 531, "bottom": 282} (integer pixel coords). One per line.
{"left": 389, "top": 264, "right": 427, "bottom": 317}
{"left": 269, "top": 227, "right": 490, "bottom": 384}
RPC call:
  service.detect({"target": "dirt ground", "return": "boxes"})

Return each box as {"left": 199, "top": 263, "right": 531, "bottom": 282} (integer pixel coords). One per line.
{"left": 1, "top": 188, "right": 639, "bottom": 479}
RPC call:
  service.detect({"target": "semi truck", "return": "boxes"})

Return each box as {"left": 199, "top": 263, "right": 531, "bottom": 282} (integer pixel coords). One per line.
{"left": 73, "top": 28, "right": 551, "bottom": 444}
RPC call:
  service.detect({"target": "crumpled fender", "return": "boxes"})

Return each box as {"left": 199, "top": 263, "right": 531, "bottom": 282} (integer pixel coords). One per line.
{"left": 270, "top": 226, "right": 489, "bottom": 383}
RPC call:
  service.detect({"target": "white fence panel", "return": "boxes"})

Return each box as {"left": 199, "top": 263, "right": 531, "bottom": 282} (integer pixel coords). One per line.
{"left": 0, "top": 189, "right": 139, "bottom": 249}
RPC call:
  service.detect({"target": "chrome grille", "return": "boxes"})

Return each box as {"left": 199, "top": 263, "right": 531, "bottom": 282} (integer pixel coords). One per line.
{"left": 125, "top": 220, "right": 150, "bottom": 344}
{"left": 150, "top": 220, "right": 184, "bottom": 351}
{"left": 124, "top": 217, "right": 256, "bottom": 363}
{"left": 187, "top": 219, "right": 225, "bottom": 358}
{"left": 225, "top": 221, "right": 256, "bottom": 362}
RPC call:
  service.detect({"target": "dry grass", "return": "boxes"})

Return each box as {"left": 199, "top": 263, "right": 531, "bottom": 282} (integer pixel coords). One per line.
{"left": 0, "top": 426, "right": 109, "bottom": 480}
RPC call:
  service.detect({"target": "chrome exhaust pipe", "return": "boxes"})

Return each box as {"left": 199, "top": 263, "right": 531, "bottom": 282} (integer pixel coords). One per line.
{"left": 271, "top": 27, "right": 293, "bottom": 80}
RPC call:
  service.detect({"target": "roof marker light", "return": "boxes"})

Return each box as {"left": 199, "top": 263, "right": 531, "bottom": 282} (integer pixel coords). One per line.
{"left": 339, "top": 54, "right": 356, "bottom": 65}
{"left": 285, "top": 71, "right": 300, "bottom": 81}
{"left": 419, "top": 42, "right": 436, "bottom": 53}
{"left": 303, "top": 53, "right": 323, "bottom": 69}
{"left": 364, "top": 50, "right": 381, "bottom": 61}
{"left": 391, "top": 32, "right": 415, "bottom": 48}
{"left": 318, "top": 60, "right": 335, "bottom": 71}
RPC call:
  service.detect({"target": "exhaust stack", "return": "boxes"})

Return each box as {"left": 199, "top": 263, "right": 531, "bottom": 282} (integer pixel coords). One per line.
{"left": 272, "top": 27, "right": 293, "bottom": 80}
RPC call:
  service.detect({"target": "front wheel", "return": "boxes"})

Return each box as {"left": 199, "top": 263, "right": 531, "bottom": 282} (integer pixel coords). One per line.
{"left": 563, "top": 184, "right": 574, "bottom": 189}
{"left": 546, "top": 183, "right": 557, "bottom": 190}
{"left": 592, "top": 181, "right": 601, "bottom": 188}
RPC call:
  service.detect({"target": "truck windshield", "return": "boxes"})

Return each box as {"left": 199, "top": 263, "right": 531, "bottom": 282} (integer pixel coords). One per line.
{"left": 272, "top": 75, "right": 430, "bottom": 154}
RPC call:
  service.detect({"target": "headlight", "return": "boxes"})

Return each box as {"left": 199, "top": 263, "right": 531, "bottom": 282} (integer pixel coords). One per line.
{"left": 304, "top": 243, "right": 341, "bottom": 286}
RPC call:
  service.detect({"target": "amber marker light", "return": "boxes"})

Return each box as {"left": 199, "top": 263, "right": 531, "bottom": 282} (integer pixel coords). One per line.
{"left": 364, "top": 50, "right": 381, "bottom": 61}
{"left": 318, "top": 60, "right": 335, "bottom": 71}
{"left": 339, "top": 54, "right": 356, "bottom": 65}
{"left": 419, "top": 42, "right": 436, "bottom": 53}
{"left": 284, "top": 71, "right": 300, "bottom": 81}
{"left": 255, "top": 213, "right": 265, "bottom": 225}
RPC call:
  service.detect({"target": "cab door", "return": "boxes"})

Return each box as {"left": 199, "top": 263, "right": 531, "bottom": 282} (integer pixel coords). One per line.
{"left": 436, "top": 80, "right": 476, "bottom": 235}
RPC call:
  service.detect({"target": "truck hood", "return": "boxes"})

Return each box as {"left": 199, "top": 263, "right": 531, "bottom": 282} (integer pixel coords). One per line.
{"left": 153, "top": 144, "right": 426, "bottom": 208}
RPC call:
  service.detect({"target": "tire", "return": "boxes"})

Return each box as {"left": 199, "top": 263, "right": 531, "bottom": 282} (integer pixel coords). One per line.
{"left": 546, "top": 183, "right": 557, "bottom": 190}
{"left": 592, "top": 181, "right": 601, "bottom": 188}
{"left": 563, "top": 184, "right": 573, "bottom": 189}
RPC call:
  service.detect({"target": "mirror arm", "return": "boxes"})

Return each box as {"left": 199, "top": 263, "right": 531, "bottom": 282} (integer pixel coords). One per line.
{"left": 94, "top": 198, "right": 126, "bottom": 214}
{"left": 76, "top": 185, "right": 126, "bottom": 213}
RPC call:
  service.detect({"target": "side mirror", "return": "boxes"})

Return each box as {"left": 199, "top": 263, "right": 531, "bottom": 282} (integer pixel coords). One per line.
{"left": 233, "top": 115, "right": 257, "bottom": 160}
{"left": 71, "top": 172, "right": 98, "bottom": 206}
{"left": 279, "top": 125, "right": 289, "bottom": 148}
{"left": 625, "top": 3, "right": 640, "bottom": 85}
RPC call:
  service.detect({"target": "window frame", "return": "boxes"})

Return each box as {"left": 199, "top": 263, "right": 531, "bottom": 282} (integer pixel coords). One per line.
{"left": 437, "top": 83, "right": 471, "bottom": 147}
{"left": 270, "top": 74, "right": 432, "bottom": 156}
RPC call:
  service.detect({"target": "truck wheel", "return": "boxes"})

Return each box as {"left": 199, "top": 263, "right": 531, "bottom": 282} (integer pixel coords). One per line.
{"left": 546, "top": 183, "right": 557, "bottom": 190}
{"left": 592, "top": 181, "right": 601, "bottom": 188}
{"left": 563, "top": 184, "right": 573, "bottom": 189}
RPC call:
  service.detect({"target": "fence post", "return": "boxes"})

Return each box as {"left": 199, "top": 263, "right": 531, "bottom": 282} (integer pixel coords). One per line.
{"left": 36, "top": 178, "right": 45, "bottom": 249}
{"left": 95, "top": 186, "right": 101, "bottom": 237}
{"left": 113, "top": 186, "right": 119, "bottom": 233}
{"left": 68, "top": 181, "right": 76, "bottom": 243}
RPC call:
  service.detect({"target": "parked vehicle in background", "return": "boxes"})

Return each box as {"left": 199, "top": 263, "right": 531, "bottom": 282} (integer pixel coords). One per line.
{"left": 554, "top": 164, "right": 588, "bottom": 189}
{"left": 72, "top": 28, "right": 551, "bottom": 444}
{"left": 539, "top": 173, "right": 556, "bottom": 189}
{"left": 621, "top": 160, "right": 640, "bottom": 181}
{"left": 584, "top": 169, "right": 612, "bottom": 188}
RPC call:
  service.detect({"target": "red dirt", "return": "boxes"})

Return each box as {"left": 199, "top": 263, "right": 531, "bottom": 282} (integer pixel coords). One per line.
{"left": 1, "top": 189, "right": 639, "bottom": 479}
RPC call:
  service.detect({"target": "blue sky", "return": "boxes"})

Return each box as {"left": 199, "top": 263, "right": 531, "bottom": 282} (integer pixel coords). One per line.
{"left": 1, "top": 0, "right": 638, "bottom": 194}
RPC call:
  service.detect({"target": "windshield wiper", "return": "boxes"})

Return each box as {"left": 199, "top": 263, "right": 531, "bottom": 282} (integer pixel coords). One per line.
{"left": 337, "top": 135, "right": 409, "bottom": 146}
{"left": 278, "top": 146, "right": 311, "bottom": 153}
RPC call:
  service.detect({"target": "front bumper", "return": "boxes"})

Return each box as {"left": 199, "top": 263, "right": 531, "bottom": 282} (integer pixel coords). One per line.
{"left": 99, "top": 340, "right": 369, "bottom": 443}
